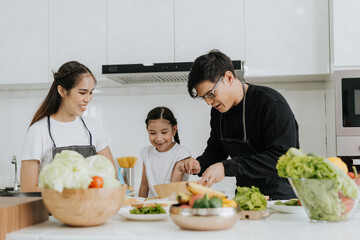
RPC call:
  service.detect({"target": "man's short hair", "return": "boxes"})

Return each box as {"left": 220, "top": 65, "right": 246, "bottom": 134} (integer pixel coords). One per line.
{"left": 187, "top": 49, "right": 236, "bottom": 98}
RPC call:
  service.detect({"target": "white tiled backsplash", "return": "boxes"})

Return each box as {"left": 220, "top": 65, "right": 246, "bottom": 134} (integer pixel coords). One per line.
{"left": 0, "top": 81, "right": 327, "bottom": 197}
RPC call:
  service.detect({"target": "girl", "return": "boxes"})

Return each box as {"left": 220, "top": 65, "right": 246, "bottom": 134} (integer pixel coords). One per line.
{"left": 20, "top": 61, "right": 115, "bottom": 192}
{"left": 139, "top": 106, "right": 191, "bottom": 198}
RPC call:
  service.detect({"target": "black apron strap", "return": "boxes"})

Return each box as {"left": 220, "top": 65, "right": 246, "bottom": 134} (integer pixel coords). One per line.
{"left": 47, "top": 116, "right": 56, "bottom": 148}
{"left": 47, "top": 116, "right": 93, "bottom": 147}
{"left": 220, "top": 81, "right": 248, "bottom": 143}
{"left": 80, "top": 116, "right": 93, "bottom": 146}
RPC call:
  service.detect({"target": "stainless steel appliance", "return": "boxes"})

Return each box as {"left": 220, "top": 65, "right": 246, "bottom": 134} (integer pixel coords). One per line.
{"left": 102, "top": 61, "right": 243, "bottom": 85}
{"left": 335, "top": 69, "right": 360, "bottom": 169}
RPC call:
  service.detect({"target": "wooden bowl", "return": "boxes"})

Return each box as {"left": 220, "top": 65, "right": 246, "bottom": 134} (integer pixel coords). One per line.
{"left": 153, "top": 181, "right": 193, "bottom": 198}
{"left": 41, "top": 185, "right": 127, "bottom": 227}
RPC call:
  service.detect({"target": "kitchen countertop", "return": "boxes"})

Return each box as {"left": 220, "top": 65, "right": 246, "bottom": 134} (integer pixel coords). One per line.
{"left": 6, "top": 205, "right": 360, "bottom": 240}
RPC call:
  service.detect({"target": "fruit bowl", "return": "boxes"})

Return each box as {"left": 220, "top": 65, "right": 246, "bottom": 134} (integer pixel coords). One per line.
{"left": 41, "top": 185, "right": 127, "bottom": 227}
{"left": 169, "top": 205, "right": 240, "bottom": 231}
{"left": 288, "top": 178, "right": 359, "bottom": 222}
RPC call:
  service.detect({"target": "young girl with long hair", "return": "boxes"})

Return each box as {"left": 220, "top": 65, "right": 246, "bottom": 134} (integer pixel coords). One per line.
{"left": 139, "top": 106, "right": 192, "bottom": 198}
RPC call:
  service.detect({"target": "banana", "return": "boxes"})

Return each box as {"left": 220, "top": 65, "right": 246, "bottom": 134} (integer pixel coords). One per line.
{"left": 177, "top": 192, "right": 191, "bottom": 205}
{"left": 186, "top": 182, "right": 226, "bottom": 198}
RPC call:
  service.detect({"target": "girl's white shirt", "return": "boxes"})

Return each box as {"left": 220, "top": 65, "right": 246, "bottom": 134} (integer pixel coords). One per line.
{"left": 21, "top": 116, "right": 111, "bottom": 171}
{"left": 140, "top": 143, "right": 191, "bottom": 198}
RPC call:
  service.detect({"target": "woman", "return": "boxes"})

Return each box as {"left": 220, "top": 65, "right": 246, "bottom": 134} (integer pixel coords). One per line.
{"left": 20, "top": 61, "right": 114, "bottom": 192}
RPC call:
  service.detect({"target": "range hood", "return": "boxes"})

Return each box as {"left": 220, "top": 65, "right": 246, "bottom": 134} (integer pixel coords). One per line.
{"left": 102, "top": 61, "right": 243, "bottom": 85}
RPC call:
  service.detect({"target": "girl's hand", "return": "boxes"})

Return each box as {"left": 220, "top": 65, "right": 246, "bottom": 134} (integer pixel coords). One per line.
{"left": 198, "top": 162, "right": 225, "bottom": 187}
{"left": 177, "top": 157, "right": 201, "bottom": 175}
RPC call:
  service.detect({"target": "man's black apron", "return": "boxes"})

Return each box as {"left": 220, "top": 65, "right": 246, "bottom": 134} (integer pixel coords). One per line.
{"left": 219, "top": 82, "right": 296, "bottom": 200}
{"left": 47, "top": 116, "right": 97, "bottom": 159}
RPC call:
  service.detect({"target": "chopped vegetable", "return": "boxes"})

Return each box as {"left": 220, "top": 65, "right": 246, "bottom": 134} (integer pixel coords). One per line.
{"left": 276, "top": 148, "right": 359, "bottom": 221}
{"left": 274, "top": 199, "right": 300, "bottom": 206}
{"left": 130, "top": 204, "right": 166, "bottom": 214}
{"left": 233, "top": 186, "right": 267, "bottom": 211}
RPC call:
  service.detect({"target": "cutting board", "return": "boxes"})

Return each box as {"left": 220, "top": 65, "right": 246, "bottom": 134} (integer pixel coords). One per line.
{"left": 0, "top": 197, "right": 49, "bottom": 240}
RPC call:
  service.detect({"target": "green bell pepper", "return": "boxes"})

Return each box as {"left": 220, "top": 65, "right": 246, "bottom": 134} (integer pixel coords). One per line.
{"left": 209, "top": 196, "right": 223, "bottom": 208}
{"left": 193, "top": 194, "right": 210, "bottom": 208}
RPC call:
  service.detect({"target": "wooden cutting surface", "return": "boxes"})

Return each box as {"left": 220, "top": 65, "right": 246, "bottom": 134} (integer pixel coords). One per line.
{"left": 0, "top": 197, "right": 49, "bottom": 240}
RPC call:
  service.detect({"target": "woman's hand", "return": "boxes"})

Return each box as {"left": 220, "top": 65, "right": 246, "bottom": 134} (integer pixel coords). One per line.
{"left": 177, "top": 157, "right": 201, "bottom": 175}
{"left": 198, "top": 162, "right": 225, "bottom": 187}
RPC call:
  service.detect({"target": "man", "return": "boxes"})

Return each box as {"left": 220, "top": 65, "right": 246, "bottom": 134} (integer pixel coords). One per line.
{"left": 177, "top": 50, "right": 299, "bottom": 199}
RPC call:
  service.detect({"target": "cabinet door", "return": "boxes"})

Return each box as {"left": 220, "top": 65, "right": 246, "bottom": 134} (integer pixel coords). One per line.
{"left": 0, "top": 0, "right": 48, "bottom": 84}
{"left": 108, "top": 0, "right": 174, "bottom": 64}
{"left": 49, "top": 0, "right": 107, "bottom": 81}
{"left": 175, "top": 0, "right": 245, "bottom": 62}
{"left": 245, "top": 0, "right": 329, "bottom": 77}
{"left": 333, "top": 0, "right": 360, "bottom": 67}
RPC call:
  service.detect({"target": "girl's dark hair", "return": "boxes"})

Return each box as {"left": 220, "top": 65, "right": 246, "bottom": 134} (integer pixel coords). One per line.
{"left": 29, "top": 61, "right": 96, "bottom": 127}
{"left": 145, "top": 106, "right": 180, "bottom": 144}
{"left": 188, "top": 49, "right": 236, "bottom": 98}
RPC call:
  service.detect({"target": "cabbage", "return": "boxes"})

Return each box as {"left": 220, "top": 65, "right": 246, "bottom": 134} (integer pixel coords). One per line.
{"left": 39, "top": 150, "right": 92, "bottom": 192}
{"left": 39, "top": 150, "right": 119, "bottom": 192}
{"left": 86, "top": 155, "right": 117, "bottom": 188}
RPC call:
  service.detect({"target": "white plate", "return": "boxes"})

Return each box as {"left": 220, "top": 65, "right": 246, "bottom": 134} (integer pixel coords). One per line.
{"left": 269, "top": 201, "right": 305, "bottom": 214}
{"left": 118, "top": 207, "right": 169, "bottom": 221}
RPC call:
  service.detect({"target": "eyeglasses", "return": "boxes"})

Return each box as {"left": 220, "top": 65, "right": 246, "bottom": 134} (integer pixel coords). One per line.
{"left": 196, "top": 76, "right": 223, "bottom": 100}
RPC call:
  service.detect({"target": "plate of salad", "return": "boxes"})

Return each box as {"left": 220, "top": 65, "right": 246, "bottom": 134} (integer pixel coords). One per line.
{"left": 270, "top": 199, "right": 305, "bottom": 214}
{"left": 118, "top": 204, "right": 169, "bottom": 221}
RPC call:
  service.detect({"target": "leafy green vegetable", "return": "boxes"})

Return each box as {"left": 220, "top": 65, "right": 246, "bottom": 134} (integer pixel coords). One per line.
{"left": 274, "top": 199, "right": 300, "bottom": 206}
{"left": 130, "top": 204, "right": 166, "bottom": 214}
{"left": 233, "top": 186, "right": 267, "bottom": 210}
{"left": 276, "top": 147, "right": 359, "bottom": 221}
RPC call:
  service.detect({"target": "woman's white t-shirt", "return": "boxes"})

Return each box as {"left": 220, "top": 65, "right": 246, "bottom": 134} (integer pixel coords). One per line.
{"left": 140, "top": 143, "right": 191, "bottom": 198}
{"left": 21, "top": 116, "right": 111, "bottom": 171}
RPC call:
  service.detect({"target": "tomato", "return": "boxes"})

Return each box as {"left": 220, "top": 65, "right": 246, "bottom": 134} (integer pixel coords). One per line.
{"left": 348, "top": 172, "right": 356, "bottom": 179}
{"left": 355, "top": 178, "right": 360, "bottom": 186}
{"left": 340, "top": 196, "right": 355, "bottom": 214}
{"left": 89, "top": 176, "right": 104, "bottom": 188}
{"left": 189, "top": 194, "right": 205, "bottom": 208}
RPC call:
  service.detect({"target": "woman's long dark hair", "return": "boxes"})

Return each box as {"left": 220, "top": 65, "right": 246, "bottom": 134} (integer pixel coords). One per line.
{"left": 29, "top": 61, "right": 96, "bottom": 127}
{"left": 145, "top": 106, "right": 180, "bottom": 144}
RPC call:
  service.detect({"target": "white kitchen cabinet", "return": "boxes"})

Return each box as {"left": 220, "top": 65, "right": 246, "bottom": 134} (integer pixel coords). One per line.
{"left": 0, "top": 0, "right": 48, "bottom": 84}
{"left": 332, "top": 0, "right": 360, "bottom": 68}
{"left": 49, "top": 0, "right": 107, "bottom": 81}
{"left": 174, "top": 0, "right": 245, "bottom": 62}
{"left": 108, "top": 0, "right": 174, "bottom": 64}
{"left": 244, "top": 0, "right": 329, "bottom": 77}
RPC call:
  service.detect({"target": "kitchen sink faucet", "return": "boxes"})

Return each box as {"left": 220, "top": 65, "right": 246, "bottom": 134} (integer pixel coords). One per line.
{"left": 11, "top": 155, "right": 20, "bottom": 191}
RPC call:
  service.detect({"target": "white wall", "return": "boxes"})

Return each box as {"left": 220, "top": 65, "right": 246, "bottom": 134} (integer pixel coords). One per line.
{"left": 0, "top": 81, "right": 327, "bottom": 199}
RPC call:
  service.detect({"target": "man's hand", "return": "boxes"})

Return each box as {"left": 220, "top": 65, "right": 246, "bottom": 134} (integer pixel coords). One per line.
{"left": 198, "top": 162, "right": 225, "bottom": 187}
{"left": 177, "top": 157, "right": 201, "bottom": 175}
